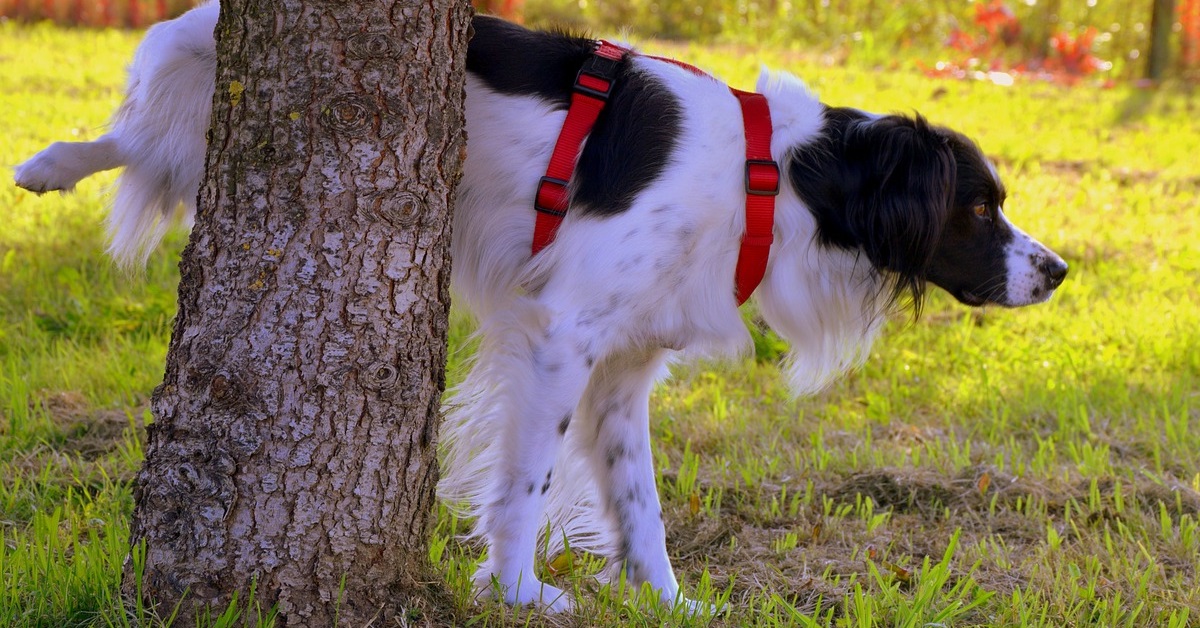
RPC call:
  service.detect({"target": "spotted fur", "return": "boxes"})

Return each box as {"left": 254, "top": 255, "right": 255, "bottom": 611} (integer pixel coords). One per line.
{"left": 13, "top": 6, "right": 1066, "bottom": 614}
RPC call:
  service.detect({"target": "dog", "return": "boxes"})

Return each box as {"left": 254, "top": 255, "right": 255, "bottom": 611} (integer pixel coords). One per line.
{"left": 14, "top": 4, "right": 1067, "bottom": 613}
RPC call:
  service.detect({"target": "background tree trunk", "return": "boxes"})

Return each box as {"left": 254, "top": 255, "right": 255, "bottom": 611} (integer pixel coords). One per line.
{"left": 120, "top": 1, "right": 471, "bottom": 624}
{"left": 1147, "top": 0, "right": 1175, "bottom": 79}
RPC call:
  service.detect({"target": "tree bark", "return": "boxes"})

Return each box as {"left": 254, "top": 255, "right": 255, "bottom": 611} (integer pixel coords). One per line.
{"left": 120, "top": 1, "right": 470, "bottom": 624}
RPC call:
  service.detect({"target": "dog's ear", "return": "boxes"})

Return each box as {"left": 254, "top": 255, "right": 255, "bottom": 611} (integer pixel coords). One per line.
{"left": 841, "top": 114, "right": 956, "bottom": 312}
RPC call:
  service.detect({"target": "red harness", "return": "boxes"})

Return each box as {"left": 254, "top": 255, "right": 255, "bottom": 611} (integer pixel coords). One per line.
{"left": 532, "top": 41, "right": 779, "bottom": 306}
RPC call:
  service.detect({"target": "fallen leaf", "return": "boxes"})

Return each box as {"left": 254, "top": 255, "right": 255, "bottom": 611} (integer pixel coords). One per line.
{"left": 546, "top": 551, "right": 574, "bottom": 576}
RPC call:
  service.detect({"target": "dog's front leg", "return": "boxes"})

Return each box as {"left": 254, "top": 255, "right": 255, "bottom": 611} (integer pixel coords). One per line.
{"left": 475, "top": 319, "right": 596, "bottom": 612}
{"left": 580, "top": 348, "right": 702, "bottom": 610}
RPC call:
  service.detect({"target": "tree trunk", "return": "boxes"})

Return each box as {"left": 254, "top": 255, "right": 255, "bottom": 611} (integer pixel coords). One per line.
{"left": 1148, "top": 0, "right": 1175, "bottom": 79}
{"left": 120, "top": 1, "right": 470, "bottom": 624}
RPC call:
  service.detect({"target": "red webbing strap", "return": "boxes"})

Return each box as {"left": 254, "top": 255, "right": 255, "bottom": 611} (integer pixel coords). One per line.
{"left": 532, "top": 48, "right": 778, "bottom": 306}
{"left": 732, "top": 89, "right": 779, "bottom": 305}
{"left": 646, "top": 54, "right": 706, "bottom": 76}
{"left": 532, "top": 41, "right": 628, "bottom": 256}
{"left": 644, "top": 59, "right": 779, "bottom": 305}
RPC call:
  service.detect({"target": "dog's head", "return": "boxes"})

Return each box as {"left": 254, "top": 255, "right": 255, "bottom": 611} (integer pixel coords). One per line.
{"left": 788, "top": 107, "right": 1067, "bottom": 312}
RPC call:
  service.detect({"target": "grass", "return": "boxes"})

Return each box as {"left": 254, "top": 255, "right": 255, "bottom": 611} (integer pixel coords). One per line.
{"left": 1, "top": 19, "right": 1198, "bottom": 628}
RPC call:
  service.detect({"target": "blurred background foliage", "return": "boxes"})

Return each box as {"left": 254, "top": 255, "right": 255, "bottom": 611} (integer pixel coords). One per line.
{"left": 4, "top": 0, "right": 1195, "bottom": 82}
{"left": 520, "top": 0, "right": 1198, "bottom": 82}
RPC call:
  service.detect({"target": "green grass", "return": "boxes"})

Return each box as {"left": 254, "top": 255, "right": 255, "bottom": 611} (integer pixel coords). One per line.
{"left": 2, "top": 20, "right": 1198, "bottom": 628}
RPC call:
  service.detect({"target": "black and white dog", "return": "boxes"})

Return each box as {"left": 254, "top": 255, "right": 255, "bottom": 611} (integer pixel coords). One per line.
{"left": 15, "top": 4, "right": 1066, "bottom": 613}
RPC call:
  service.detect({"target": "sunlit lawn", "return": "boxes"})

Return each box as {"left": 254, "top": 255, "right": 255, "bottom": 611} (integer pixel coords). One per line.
{"left": 1, "top": 21, "right": 1197, "bottom": 627}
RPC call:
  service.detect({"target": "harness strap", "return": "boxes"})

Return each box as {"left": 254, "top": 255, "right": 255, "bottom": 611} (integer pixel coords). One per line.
{"left": 531, "top": 40, "right": 627, "bottom": 256}
{"left": 532, "top": 44, "right": 779, "bottom": 306}
{"left": 731, "top": 89, "right": 779, "bottom": 305}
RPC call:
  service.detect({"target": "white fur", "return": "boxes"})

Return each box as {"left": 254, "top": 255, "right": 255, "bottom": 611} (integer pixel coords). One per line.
{"left": 999, "top": 211, "right": 1060, "bottom": 306}
{"left": 14, "top": 2, "right": 217, "bottom": 266}
{"left": 10, "top": 6, "right": 1057, "bottom": 613}
{"left": 440, "top": 60, "right": 891, "bottom": 610}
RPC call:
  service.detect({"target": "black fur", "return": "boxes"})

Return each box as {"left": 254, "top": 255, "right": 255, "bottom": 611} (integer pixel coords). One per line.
{"left": 572, "top": 69, "right": 683, "bottom": 216}
{"left": 789, "top": 107, "right": 955, "bottom": 312}
{"left": 786, "top": 106, "right": 870, "bottom": 251}
{"left": 467, "top": 16, "right": 682, "bottom": 216}
{"left": 468, "top": 16, "right": 595, "bottom": 106}
{"left": 925, "top": 130, "right": 1015, "bottom": 305}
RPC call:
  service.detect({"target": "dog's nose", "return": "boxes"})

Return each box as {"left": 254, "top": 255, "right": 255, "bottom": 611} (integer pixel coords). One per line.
{"left": 1041, "top": 255, "right": 1068, "bottom": 288}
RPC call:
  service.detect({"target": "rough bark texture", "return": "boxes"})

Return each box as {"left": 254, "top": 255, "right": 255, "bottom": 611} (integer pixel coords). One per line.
{"left": 120, "top": 1, "right": 470, "bottom": 624}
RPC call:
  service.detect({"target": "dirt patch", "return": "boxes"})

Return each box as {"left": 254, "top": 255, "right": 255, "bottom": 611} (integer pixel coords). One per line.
{"left": 4, "top": 391, "right": 147, "bottom": 494}
{"left": 653, "top": 463, "right": 1200, "bottom": 620}
{"left": 1129, "top": 477, "right": 1200, "bottom": 518}
{"left": 667, "top": 505, "right": 741, "bottom": 561}
{"left": 37, "top": 390, "right": 145, "bottom": 460}
{"left": 830, "top": 470, "right": 963, "bottom": 517}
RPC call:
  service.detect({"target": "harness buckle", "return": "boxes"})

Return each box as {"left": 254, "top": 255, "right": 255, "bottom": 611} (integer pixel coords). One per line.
{"left": 745, "top": 159, "right": 781, "bottom": 196}
{"left": 574, "top": 45, "right": 623, "bottom": 101}
{"left": 535, "top": 176, "right": 570, "bottom": 216}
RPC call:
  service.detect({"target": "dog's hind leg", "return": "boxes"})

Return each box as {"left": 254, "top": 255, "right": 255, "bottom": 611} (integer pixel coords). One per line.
{"left": 14, "top": 136, "right": 125, "bottom": 194}
{"left": 14, "top": 2, "right": 218, "bottom": 268}
{"left": 468, "top": 311, "right": 603, "bottom": 612}
{"left": 578, "top": 348, "right": 703, "bottom": 610}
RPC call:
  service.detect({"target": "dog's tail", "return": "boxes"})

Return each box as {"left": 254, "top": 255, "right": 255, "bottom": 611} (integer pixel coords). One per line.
{"left": 13, "top": 2, "right": 218, "bottom": 268}
{"left": 106, "top": 4, "right": 217, "bottom": 267}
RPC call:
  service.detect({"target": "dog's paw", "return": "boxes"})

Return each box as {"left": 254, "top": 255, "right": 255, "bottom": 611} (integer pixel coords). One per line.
{"left": 524, "top": 582, "right": 574, "bottom": 614}
{"left": 475, "top": 574, "right": 575, "bottom": 613}
{"left": 14, "top": 144, "right": 81, "bottom": 194}
{"left": 675, "top": 596, "right": 726, "bottom": 617}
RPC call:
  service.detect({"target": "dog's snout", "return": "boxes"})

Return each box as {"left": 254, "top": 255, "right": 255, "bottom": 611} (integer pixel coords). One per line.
{"left": 1040, "top": 254, "right": 1068, "bottom": 288}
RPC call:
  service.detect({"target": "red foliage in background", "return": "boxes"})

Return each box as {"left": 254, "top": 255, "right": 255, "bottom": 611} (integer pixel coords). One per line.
{"left": 3, "top": 0, "right": 527, "bottom": 28}
{"left": 1182, "top": 0, "right": 1200, "bottom": 67}
{"left": 929, "top": 0, "right": 1109, "bottom": 85}
{"left": 473, "top": 0, "right": 525, "bottom": 23}
{"left": 944, "top": 1, "right": 1021, "bottom": 56}
{"left": 974, "top": 0, "right": 1021, "bottom": 46}
{"left": 1045, "top": 27, "right": 1106, "bottom": 76}
{"left": 0, "top": 0, "right": 192, "bottom": 27}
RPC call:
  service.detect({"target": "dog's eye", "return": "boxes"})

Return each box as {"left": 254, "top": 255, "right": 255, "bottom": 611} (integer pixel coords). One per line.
{"left": 973, "top": 203, "right": 991, "bottom": 220}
